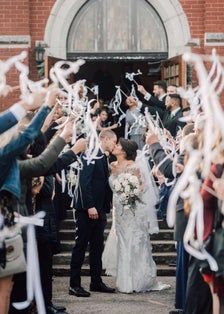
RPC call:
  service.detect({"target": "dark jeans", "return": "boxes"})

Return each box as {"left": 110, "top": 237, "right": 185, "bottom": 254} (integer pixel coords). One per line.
{"left": 184, "top": 257, "right": 212, "bottom": 314}
{"left": 157, "top": 184, "right": 171, "bottom": 219}
{"left": 175, "top": 241, "right": 189, "bottom": 310}
{"left": 37, "top": 239, "right": 53, "bottom": 307}
{"left": 70, "top": 211, "right": 107, "bottom": 287}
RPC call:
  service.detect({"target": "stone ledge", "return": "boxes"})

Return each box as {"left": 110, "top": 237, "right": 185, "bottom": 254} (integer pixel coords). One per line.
{"left": 0, "top": 35, "right": 31, "bottom": 48}
{"left": 205, "top": 33, "right": 224, "bottom": 46}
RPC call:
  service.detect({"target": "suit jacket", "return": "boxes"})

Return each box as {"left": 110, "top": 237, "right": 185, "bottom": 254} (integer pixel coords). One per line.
{"left": 146, "top": 94, "right": 166, "bottom": 111}
{"left": 74, "top": 151, "right": 112, "bottom": 213}
{"left": 162, "top": 108, "right": 185, "bottom": 138}
{"left": 141, "top": 95, "right": 166, "bottom": 120}
{"left": 149, "top": 142, "right": 188, "bottom": 241}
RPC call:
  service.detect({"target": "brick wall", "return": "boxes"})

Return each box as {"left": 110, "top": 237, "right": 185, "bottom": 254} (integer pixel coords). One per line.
{"left": 29, "top": 0, "right": 55, "bottom": 81}
{"left": 0, "top": 0, "right": 30, "bottom": 109}
{"left": 0, "top": 0, "right": 224, "bottom": 110}
{"left": 0, "top": 0, "right": 54, "bottom": 109}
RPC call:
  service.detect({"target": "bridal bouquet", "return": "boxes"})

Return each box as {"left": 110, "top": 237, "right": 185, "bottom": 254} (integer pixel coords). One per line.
{"left": 112, "top": 172, "right": 142, "bottom": 215}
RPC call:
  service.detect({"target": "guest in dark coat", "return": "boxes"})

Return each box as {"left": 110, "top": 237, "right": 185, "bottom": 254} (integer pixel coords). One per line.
{"left": 137, "top": 80, "right": 167, "bottom": 119}
{"left": 162, "top": 94, "right": 185, "bottom": 138}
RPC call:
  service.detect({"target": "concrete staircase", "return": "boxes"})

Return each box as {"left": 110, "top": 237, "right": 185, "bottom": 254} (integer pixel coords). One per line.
{"left": 53, "top": 210, "right": 176, "bottom": 277}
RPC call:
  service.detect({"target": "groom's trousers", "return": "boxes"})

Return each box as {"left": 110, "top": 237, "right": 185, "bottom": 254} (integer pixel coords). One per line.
{"left": 70, "top": 210, "right": 107, "bottom": 288}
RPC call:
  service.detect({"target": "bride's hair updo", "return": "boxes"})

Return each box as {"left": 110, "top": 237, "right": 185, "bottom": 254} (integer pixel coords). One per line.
{"left": 119, "top": 138, "right": 138, "bottom": 161}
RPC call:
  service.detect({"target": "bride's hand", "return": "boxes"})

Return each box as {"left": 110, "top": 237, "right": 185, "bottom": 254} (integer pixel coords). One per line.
{"left": 88, "top": 207, "right": 99, "bottom": 220}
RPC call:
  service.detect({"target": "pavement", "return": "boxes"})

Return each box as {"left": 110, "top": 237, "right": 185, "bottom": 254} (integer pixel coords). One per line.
{"left": 53, "top": 276, "right": 175, "bottom": 314}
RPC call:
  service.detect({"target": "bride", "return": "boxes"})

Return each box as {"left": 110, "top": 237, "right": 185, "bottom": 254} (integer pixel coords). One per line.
{"left": 103, "top": 138, "right": 169, "bottom": 293}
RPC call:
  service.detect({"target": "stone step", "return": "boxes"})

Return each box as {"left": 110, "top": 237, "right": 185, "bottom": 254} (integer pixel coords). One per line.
{"left": 60, "top": 218, "right": 170, "bottom": 230}
{"left": 60, "top": 219, "right": 75, "bottom": 229}
{"left": 53, "top": 252, "right": 176, "bottom": 266}
{"left": 60, "top": 240, "right": 176, "bottom": 253}
{"left": 53, "top": 264, "right": 176, "bottom": 277}
{"left": 59, "top": 229, "right": 174, "bottom": 241}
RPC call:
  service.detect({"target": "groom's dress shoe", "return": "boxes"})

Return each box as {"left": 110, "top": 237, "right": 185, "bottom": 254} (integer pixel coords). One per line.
{"left": 69, "top": 286, "right": 91, "bottom": 297}
{"left": 90, "top": 282, "right": 115, "bottom": 293}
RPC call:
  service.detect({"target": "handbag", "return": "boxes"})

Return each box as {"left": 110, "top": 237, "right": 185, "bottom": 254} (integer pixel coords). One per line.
{"left": 0, "top": 233, "right": 26, "bottom": 278}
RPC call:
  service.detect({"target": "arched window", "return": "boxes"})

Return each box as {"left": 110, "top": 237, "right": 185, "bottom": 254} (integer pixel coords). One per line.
{"left": 67, "top": 0, "right": 168, "bottom": 54}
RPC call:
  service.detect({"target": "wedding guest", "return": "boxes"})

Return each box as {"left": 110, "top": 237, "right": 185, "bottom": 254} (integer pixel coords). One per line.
{"left": 125, "top": 96, "right": 145, "bottom": 149}
{"left": 162, "top": 94, "right": 185, "bottom": 138}
{"left": 0, "top": 91, "right": 55, "bottom": 314}
{"left": 12, "top": 125, "right": 85, "bottom": 314}
{"left": 96, "top": 108, "right": 118, "bottom": 132}
{"left": 146, "top": 131, "right": 196, "bottom": 314}
{"left": 167, "top": 84, "right": 178, "bottom": 95}
{"left": 184, "top": 139, "right": 224, "bottom": 314}
{"left": 137, "top": 80, "right": 167, "bottom": 118}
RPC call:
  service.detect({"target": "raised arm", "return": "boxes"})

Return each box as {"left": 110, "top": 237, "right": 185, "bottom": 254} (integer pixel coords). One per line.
{"left": 19, "top": 136, "right": 66, "bottom": 177}
{"left": 0, "top": 93, "right": 46, "bottom": 134}
{"left": 146, "top": 134, "right": 174, "bottom": 180}
{"left": 137, "top": 85, "right": 165, "bottom": 111}
{"left": 19, "top": 119, "right": 76, "bottom": 177}
{"left": 0, "top": 89, "right": 59, "bottom": 161}
{"left": 44, "top": 138, "right": 87, "bottom": 175}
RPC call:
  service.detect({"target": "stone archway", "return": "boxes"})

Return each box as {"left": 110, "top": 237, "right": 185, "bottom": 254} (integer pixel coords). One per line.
{"left": 44, "top": 0, "right": 191, "bottom": 59}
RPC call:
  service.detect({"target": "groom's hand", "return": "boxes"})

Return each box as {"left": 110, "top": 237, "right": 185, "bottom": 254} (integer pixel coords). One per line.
{"left": 88, "top": 207, "right": 99, "bottom": 220}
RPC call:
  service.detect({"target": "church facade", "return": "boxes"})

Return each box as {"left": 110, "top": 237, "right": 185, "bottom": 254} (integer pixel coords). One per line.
{"left": 0, "top": 0, "right": 224, "bottom": 108}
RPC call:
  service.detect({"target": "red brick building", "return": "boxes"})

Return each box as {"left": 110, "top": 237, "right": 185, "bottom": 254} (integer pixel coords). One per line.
{"left": 0, "top": 0, "right": 224, "bottom": 109}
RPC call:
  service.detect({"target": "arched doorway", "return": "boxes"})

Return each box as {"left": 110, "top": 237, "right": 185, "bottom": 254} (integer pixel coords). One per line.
{"left": 44, "top": 0, "right": 191, "bottom": 97}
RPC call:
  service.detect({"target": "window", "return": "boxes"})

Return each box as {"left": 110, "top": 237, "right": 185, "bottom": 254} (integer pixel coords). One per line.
{"left": 67, "top": 0, "right": 168, "bottom": 53}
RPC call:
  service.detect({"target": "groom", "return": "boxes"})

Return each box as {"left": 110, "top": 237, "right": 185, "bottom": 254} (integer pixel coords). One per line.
{"left": 69, "top": 129, "right": 117, "bottom": 297}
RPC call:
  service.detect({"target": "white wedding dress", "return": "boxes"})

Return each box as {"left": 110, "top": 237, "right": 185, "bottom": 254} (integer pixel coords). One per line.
{"left": 103, "top": 153, "right": 170, "bottom": 293}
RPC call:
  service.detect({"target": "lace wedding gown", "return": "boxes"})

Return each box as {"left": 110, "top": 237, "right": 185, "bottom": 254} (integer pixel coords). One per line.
{"left": 103, "top": 158, "right": 169, "bottom": 293}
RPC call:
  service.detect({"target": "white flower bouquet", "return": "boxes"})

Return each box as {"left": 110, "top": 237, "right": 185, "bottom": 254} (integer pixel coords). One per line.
{"left": 112, "top": 172, "right": 142, "bottom": 215}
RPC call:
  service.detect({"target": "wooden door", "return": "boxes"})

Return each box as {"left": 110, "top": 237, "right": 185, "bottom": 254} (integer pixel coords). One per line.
{"left": 44, "top": 56, "right": 63, "bottom": 83}
{"left": 161, "top": 55, "right": 186, "bottom": 88}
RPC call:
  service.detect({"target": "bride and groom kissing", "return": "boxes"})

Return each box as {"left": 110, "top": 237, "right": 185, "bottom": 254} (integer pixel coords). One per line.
{"left": 69, "top": 129, "right": 167, "bottom": 297}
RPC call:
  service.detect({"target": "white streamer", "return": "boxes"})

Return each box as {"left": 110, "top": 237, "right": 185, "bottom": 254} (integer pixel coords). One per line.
{"left": 12, "top": 212, "right": 46, "bottom": 313}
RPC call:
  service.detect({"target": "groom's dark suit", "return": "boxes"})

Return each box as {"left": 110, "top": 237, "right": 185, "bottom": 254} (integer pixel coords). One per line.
{"left": 70, "top": 151, "right": 112, "bottom": 288}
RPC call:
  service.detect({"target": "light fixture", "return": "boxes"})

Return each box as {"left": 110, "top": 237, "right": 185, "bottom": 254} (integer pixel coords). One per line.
{"left": 147, "top": 61, "right": 161, "bottom": 76}
{"left": 34, "top": 42, "right": 46, "bottom": 78}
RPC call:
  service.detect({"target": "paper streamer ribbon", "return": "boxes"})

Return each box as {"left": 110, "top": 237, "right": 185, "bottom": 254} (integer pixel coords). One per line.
{"left": 125, "top": 69, "right": 142, "bottom": 85}
{"left": 12, "top": 212, "right": 46, "bottom": 313}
